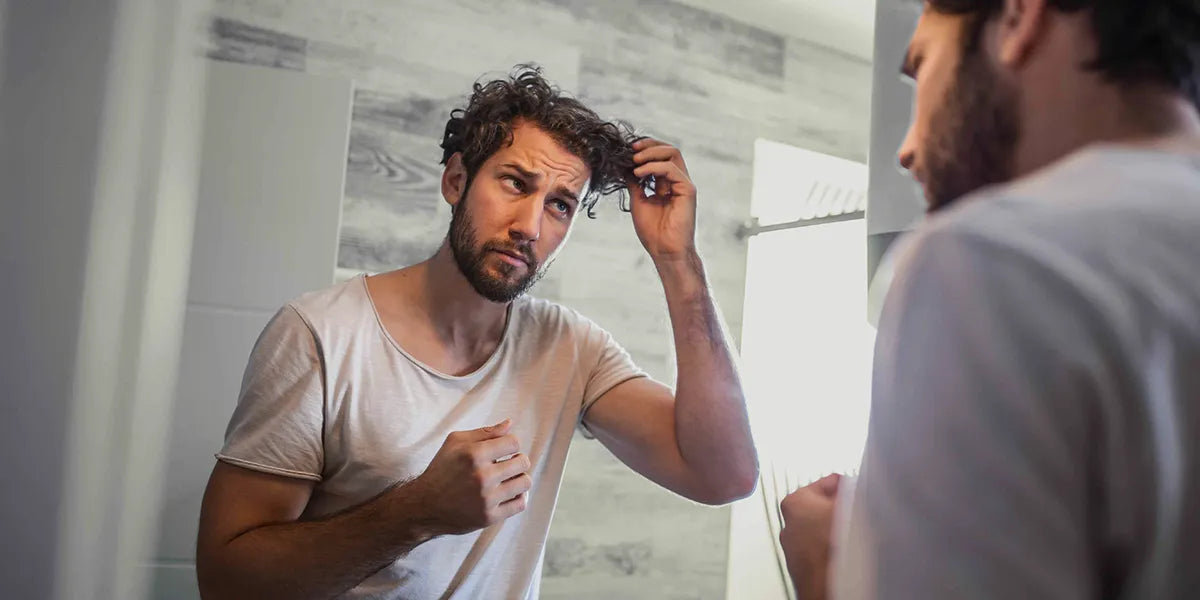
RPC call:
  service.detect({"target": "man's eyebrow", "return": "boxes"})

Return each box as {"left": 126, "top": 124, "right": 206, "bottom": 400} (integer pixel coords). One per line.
{"left": 501, "top": 162, "right": 538, "bottom": 179}
{"left": 501, "top": 163, "right": 580, "bottom": 203}
{"left": 552, "top": 186, "right": 579, "bottom": 204}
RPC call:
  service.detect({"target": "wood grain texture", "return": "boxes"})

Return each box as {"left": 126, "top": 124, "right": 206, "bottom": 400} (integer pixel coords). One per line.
{"left": 208, "top": 17, "right": 305, "bottom": 70}
{"left": 205, "top": 2, "right": 872, "bottom": 597}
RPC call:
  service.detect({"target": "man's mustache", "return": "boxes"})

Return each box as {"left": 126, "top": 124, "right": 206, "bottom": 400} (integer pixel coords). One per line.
{"left": 482, "top": 241, "right": 536, "bottom": 267}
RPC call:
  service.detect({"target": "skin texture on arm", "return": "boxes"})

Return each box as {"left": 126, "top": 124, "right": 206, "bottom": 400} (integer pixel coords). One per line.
{"left": 582, "top": 139, "right": 758, "bottom": 506}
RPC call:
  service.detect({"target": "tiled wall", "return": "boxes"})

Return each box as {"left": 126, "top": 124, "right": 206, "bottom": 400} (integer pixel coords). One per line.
{"left": 206, "top": 1, "right": 871, "bottom": 596}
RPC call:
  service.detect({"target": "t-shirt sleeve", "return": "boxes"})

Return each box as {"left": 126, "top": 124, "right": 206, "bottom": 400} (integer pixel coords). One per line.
{"left": 216, "top": 304, "right": 325, "bottom": 481}
{"left": 578, "top": 318, "right": 648, "bottom": 426}
{"left": 832, "top": 225, "right": 1099, "bottom": 600}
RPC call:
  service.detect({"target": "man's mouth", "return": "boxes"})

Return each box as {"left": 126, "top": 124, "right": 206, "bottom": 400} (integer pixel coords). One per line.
{"left": 491, "top": 248, "right": 530, "bottom": 268}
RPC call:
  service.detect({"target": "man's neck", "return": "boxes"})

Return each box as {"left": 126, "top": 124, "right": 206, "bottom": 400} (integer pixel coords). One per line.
{"left": 1017, "top": 85, "right": 1200, "bottom": 177}
{"left": 382, "top": 243, "right": 510, "bottom": 349}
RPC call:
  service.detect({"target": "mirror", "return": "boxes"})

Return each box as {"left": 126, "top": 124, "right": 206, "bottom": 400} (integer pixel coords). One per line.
{"left": 151, "top": 2, "right": 875, "bottom": 598}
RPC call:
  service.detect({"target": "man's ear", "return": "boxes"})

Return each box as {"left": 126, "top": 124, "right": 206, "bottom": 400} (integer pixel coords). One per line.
{"left": 442, "top": 152, "right": 468, "bottom": 209}
{"left": 997, "top": 0, "right": 1050, "bottom": 69}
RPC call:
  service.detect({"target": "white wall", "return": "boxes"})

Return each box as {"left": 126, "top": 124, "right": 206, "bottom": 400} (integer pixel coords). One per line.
{"left": 148, "top": 60, "right": 352, "bottom": 599}
{"left": 0, "top": 0, "right": 208, "bottom": 598}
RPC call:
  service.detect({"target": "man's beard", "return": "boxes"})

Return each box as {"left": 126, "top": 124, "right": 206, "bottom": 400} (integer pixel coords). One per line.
{"left": 923, "top": 40, "right": 1021, "bottom": 212}
{"left": 448, "top": 192, "right": 548, "bottom": 303}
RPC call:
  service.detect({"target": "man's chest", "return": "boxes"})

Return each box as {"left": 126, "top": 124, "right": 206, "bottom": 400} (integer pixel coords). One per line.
{"left": 306, "top": 356, "right": 587, "bottom": 511}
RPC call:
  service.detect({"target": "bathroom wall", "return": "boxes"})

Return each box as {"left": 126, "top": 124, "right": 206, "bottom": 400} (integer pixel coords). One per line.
{"left": 867, "top": 1, "right": 922, "bottom": 280}
{"left": 205, "top": 0, "right": 872, "bottom": 596}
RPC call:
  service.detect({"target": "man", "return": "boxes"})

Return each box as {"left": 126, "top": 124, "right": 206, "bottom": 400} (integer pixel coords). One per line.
{"left": 781, "top": 1, "right": 1200, "bottom": 598}
{"left": 195, "top": 66, "right": 758, "bottom": 599}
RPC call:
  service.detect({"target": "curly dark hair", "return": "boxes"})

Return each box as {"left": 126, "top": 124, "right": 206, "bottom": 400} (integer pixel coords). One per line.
{"left": 439, "top": 65, "right": 640, "bottom": 218}
{"left": 922, "top": 0, "right": 1200, "bottom": 109}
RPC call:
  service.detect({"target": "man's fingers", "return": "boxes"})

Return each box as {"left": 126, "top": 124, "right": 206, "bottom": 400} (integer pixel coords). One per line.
{"left": 486, "top": 452, "right": 532, "bottom": 486}
{"left": 631, "top": 137, "right": 667, "bottom": 151}
{"left": 475, "top": 433, "right": 521, "bottom": 463}
{"left": 812, "top": 473, "right": 842, "bottom": 497}
{"left": 780, "top": 475, "right": 842, "bottom": 525}
{"left": 456, "top": 419, "right": 512, "bottom": 442}
{"left": 493, "top": 492, "right": 529, "bottom": 521}
{"left": 633, "top": 144, "right": 682, "bottom": 166}
{"left": 494, "top": 473, "right": 533, "bottom": 504}
{"left": 632, "top": 160, "right": 686, "bottom": 180}
{"left": 780, "top": 490, "right": 803, "bottom": 524}
{"left": 631, "top": 162, "right": 694, "bottom": 202}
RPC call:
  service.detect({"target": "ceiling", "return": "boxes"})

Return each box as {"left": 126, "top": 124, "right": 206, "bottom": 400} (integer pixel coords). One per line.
{"left": 672, "top": 0, "right": 877, "bottom": 60}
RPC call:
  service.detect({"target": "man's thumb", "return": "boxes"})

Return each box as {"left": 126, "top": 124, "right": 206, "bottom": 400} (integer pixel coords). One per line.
{"left": 813, "top": 473, "right": 842, "bottom": 497}
{"left": 472, "top": 418, "right": 511, "bottom": 439}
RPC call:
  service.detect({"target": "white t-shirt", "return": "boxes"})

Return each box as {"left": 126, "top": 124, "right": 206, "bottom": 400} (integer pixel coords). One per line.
{"left": 835, "top": 146, "right": 1200, "bottom": 599}
{"left": 217, "top": 274, "right": 646, "bottom": 599}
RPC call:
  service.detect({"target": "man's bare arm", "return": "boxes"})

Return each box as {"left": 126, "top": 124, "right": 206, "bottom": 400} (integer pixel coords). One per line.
{"left": 196, "top": 421, "right": 531, "bottom": 600}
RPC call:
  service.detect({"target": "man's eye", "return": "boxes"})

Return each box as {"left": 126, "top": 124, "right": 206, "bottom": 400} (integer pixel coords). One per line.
{"left": 550, "top": 199, "right": 571, "bottom": 215}
{"left": 504, "top": 176, "right": 526, "bottom": 193}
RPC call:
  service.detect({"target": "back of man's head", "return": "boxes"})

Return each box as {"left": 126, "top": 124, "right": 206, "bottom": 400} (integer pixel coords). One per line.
{"left": 898, "top": 0, "right": 1200, "bottom": 211}
{"left": 926, "top": 0, "right": 1200, "bottom": 107}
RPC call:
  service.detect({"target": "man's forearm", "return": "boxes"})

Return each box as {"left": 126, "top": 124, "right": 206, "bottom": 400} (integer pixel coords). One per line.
{"left": 655, "top": 250, "right": 758, "bottom": 501}
{"left": 198, "top": 480, "right": 438, "bottom": 600}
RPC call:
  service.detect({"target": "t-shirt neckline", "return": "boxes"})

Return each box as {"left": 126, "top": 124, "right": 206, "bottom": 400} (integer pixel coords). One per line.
{"left": 358, "top": 274, "right": 515, "bottom": 381}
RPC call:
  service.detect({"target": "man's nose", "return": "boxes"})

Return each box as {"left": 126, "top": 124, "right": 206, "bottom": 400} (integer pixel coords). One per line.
{"left": 508, "top": 196, "right": 541, "bottom": 243}
{"left": 897, "top": 124, "right": 917, "bottom": 174}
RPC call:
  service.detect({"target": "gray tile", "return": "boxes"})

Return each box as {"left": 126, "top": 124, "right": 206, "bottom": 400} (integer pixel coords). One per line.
{"left": 354, "top": 88, "right": 457, "bottom": 141}
{"left": 208, "top": 17, "right": 306, "bottom": 71}
{"left": 344, "top": 125, "right": 444, "bottom": 210}
{"left": 539, "top": 0, "right": 785, "bottom": 89}
{"left": 337, "top": 220, "right": 442, "bottom": 271}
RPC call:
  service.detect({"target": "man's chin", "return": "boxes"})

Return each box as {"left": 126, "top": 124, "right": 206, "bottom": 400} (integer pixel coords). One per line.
{"left": 921, "top": 182, "right": 960, "bottom": 214}
{"left": 469, "top": 274, "right": 531, "bottom": 304}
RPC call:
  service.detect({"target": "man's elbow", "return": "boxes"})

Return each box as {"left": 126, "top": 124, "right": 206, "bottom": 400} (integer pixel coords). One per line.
{"left": 196, "top": 552, "right": 229, "bottom": 600}
{"left": 694, "top": 464, "right": 759, "bottom": 506}
{"left": 196, "top": 548, "right": 251, "bottom": 600}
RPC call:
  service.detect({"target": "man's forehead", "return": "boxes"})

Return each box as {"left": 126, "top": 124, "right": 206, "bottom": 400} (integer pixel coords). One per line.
{"left": 497, "top": 126, "right": 590, "bottom": 184}
{"left": 914, "top": 7, "right": 962, "bottom": 39}
{"left": 904, "top": 9, "right": 960, "bottom": 56}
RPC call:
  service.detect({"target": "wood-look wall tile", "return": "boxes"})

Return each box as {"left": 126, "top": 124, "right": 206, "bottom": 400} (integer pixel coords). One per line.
{"left": 537, "top": 0, "right": 784, "bottom": 90}
{"left": 208, "top": 18, "right": 306, "bottom": 70}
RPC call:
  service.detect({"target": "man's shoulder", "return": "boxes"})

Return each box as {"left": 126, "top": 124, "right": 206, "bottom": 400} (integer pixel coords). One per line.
{"left": 940, "top": 145, "right": 1200, "bottom": 237}
{"left": 512, "top": 295, "right": 595, "bottom": 333}
{"left": 913, "top": 146, "right": 1200, "bottom": 275}
{"left": 281, "top": 275, "right": 372, "bottom": 334}
{"left": 508, "top": 296, "right": 616, "bottom": 353}
{"left": 890, "top": 145, "right": 1200, "bottom": 347}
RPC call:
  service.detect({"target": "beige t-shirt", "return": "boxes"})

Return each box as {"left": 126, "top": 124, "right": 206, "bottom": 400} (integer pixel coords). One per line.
{"left": 217, "top": 275, "right": 646, "bottom": 599}
{"left": 835, "top": 146, "right": 1200, "bottom": 599}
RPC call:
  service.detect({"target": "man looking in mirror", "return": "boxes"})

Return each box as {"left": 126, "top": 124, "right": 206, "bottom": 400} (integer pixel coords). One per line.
{"left": 194, "top": 65, "right": 757, "bottom": 600}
